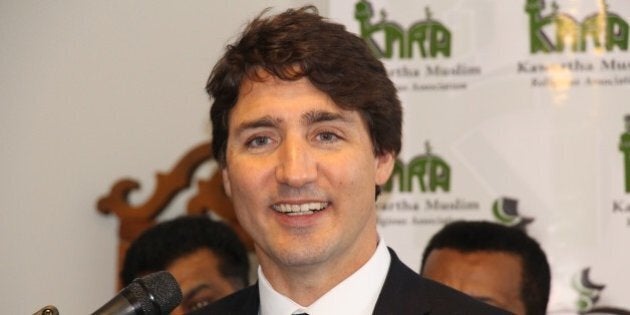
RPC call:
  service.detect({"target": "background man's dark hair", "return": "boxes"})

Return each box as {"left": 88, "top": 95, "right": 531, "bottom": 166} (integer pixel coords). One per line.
{"left": 121, "top": 215, "right": 250, "bottom": 288}
{"left": 420, "top": 221, "right": 551, "bottom": 315}
{"left": 207, "top": 5, "right": 402, "bottom": 168}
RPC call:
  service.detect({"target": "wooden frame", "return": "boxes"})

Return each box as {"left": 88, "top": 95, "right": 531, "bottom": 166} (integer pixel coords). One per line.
{"left": 96, "top": 141, "right": 252, "bottom": 288}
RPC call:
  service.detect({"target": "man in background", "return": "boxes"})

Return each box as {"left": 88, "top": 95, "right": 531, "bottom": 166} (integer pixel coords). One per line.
{"left": 420, "top": 221, "right": 551, "bottom": 315}
{"left": 121, "top": 215, "right": 250, "bottom": 314}
{"left": 192, "top": 5, "right": 509, "bottom": 315}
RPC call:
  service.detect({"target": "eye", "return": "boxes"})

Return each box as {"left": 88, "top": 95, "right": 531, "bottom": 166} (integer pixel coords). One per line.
{"left": 316, "top": 131, "right": 340, "bottom": 143}
{"left": 184, "top": 299, "right": 212, "bottom": 312}
{"left": 246, "top": 136, "right": 271, "bottom": 148}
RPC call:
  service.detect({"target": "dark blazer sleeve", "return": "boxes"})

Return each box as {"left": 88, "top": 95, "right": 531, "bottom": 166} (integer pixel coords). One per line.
{"left": 372, "top": 248, "right": 513, "bottom": 315}
{"left": 187, "top": 283, "right": 260, "bottom": 315}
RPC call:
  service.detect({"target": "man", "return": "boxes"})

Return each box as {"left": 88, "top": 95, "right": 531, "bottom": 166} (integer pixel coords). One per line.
{"left": 121, "top": 215, "right": 250, "bottom": 314}
{"left": 193, "top": 6, "right": 509, "bottom": 315}
{"left": 420, "top": 221, "right": 551, "bottom": 315}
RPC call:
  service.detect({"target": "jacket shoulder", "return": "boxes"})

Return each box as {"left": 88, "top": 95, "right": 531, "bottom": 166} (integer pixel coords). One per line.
{"left": 373, "top": 248, "right": 512, "bottom": 315}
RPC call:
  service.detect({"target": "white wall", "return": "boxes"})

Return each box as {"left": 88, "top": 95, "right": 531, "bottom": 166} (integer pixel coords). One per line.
{"left": 0, "top": 1, "right": 326, "bottom": 313}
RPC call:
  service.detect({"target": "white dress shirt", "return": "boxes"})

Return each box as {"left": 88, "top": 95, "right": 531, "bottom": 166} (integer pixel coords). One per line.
{"left": 258, "top": 239, "right": 391, "bottom": 315}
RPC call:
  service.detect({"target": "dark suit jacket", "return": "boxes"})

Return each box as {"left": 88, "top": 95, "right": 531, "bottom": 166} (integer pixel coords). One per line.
{"left": 189, "top": 248, "right": 512, "bottom": 315}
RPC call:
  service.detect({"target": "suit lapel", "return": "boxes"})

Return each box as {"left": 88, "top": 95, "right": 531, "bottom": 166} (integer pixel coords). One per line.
{"left": 242, "top": 283, "right": 261, "bottom": 315}
{"left": 372, "top": 248, "right": 432, "bottom": 315}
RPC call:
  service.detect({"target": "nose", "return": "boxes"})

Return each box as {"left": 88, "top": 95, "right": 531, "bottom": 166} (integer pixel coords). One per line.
{"left": 275, "top": 135, "right": 317, "bottom": 187}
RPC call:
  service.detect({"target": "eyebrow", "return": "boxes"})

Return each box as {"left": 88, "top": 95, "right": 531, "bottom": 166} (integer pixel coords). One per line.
{"left": 234, "top": 110, "right": 352, "bottom": 135}
{"left": 234, "top": 115, "right": 279, "bottom": 135}
{"left": 301, "top": 110, "right": 351, "bottom": 125}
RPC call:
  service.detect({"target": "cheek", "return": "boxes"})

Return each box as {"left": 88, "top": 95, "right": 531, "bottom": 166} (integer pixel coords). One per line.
{"left": 226, "top": 159, "right": 264, "bottom": 195}
{"left": 329, "top": 159, "right": 378, "bottom": 201}
{"left": 347, "top": 155, "right": 379, "bottom": 184}
{"left": 226, "top": 163, "right": 268, "bottom": 221}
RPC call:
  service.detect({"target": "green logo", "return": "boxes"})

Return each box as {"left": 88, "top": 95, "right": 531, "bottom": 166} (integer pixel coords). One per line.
{"left": 573, "top": 268, "right": 606, "bottom": 312}
{"left": 491, "top": 197, "right": 534, "bottom": 228}
{"left": 621, "top": 115, "right": 630, "bottom": 193}
{"left": 354, "top": 0, "right": 451, "bottom": 59}
{"left": 525, "top": 0, "right": 629, "bottom": 54}
{"left": 383, "top": 141, "right": 450, "bottom": 193}
{"left": 572, "top": 267, "right": 630, "bottom": 314}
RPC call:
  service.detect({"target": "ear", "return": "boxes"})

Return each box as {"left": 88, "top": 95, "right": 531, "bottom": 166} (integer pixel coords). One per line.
{"left": 374, "top": 151, "right": 395, "bottom": 185}
{"left": 221, "top": 168, "right": 232, "bottom": 198}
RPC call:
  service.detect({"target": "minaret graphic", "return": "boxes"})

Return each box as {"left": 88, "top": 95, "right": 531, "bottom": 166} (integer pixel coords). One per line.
{"left": 383, "top": 141, "right": 451, "bottom": 193}
{"left": 525, "top": 0, "right": 629, "bottom": 53}
{"left": 407, "top": 7, "right": 451, "bottom": 58}
{"left": 525, "top": 0, "right": 555, "bottom": 53}
{"left": 620, "top": 115, "right": 630, "bottom": 193}
{"left": 406, "top": 142, "right": 450, "bottom": 192}
{"left": 354, "top": 0, "right": 451, "bottom": 59}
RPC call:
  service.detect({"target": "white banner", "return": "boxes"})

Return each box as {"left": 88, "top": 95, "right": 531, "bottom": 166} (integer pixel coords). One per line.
{"left": 330, "top": 0, "right": 630, "bottom": 313}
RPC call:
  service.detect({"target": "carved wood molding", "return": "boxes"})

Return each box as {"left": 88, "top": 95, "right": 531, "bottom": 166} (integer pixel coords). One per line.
{"left": 96, "top": 141, "right": 253, "bottom": 287}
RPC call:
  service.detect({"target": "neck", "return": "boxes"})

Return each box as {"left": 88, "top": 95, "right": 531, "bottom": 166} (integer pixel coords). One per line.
{"left": 258, "top": 233, "right": 379, "bottom": 306}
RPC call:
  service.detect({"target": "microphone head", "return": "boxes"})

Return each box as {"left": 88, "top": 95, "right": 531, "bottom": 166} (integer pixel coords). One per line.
{"left": 128, "top": 271, "right": 183, "bottom": 314}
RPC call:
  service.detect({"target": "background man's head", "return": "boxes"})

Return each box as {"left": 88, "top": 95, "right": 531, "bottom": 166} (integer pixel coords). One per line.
{"left": 121, "top": 215, "right": 250, "bottom": 314}
{"left": 207, "top": 6, "right": 402, "bottom": 170}
{"left": 420, "top": 221, "right": 551, "bottom": 315}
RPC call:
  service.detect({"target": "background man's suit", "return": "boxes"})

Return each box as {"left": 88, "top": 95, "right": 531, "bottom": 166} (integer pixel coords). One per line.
{"left": 190, "top": 248, "right": 512, "bottom": 314}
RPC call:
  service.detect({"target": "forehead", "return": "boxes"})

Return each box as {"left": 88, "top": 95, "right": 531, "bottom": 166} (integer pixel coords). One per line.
{"left": 424, "top": 248, "right": 525, "bottom": 314}
{"left": 426, "top": 248, "right": 523, "bottom": 297}
{"left": 167, "top": 248, "right": 222, "bottom": 280}
{"left": 230, "top": 75, "right": 358, "bottom": 124}
{"left": 426, "top": 248, "right": 522, "bottom": 279}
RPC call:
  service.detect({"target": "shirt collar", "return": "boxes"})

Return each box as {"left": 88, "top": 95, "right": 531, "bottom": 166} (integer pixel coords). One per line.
{"left": 259, "top": 239, "right": 391, "bottom": 315}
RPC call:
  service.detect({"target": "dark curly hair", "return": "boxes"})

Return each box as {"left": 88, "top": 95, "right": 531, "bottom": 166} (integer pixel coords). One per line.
{"left": 420, "top": 221, "right": 551, "bottom": 315}
{"left": 207, "top": 6, "right": 402, "bottom": 168}
{"left": 121, "top": 215, "right": 250, "bottom": 289}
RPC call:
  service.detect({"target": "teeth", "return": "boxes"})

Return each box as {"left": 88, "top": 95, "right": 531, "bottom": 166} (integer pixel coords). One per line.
{"left": 272, "top": 202, "right": 328, "bottom": 214}
{"left": 287, "top": 211, "right": 314, "bottom": 216}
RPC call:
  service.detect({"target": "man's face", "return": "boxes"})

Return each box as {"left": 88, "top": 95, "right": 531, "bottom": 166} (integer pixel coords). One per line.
{"left": 222, "top": 74, "right": 394, "bottom": 272}
{"left": 422, "top": 248, "right": 526, "bottom": 315}
{"left": 167, "top": 249, "right": 241, "bottom": 314}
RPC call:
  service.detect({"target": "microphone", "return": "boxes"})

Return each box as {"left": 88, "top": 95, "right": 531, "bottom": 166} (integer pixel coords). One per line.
{"left": 91, "top": 270, "right": 183, "bottom": 315}
{"left": 32, "top": 305, "right": 59, "bottom": 315}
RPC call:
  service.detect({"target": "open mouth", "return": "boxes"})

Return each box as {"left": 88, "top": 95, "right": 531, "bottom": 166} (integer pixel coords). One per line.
{"left": 271, "top": 202, "right": 329, "bottom": 216}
